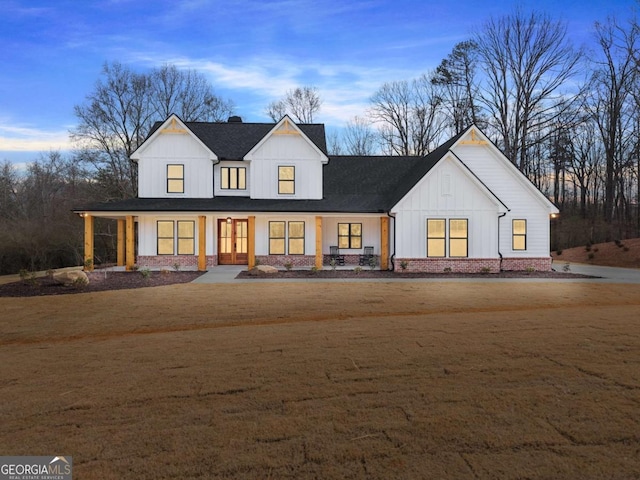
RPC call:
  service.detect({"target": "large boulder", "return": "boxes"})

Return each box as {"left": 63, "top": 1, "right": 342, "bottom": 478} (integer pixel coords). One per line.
{"left": 248, "top": 265, "right": 279, "bottom": 276}
{"left": 53, "top": 270, "right": 89, "bottom": 286}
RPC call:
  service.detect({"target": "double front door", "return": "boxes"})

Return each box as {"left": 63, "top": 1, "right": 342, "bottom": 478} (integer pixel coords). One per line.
{"left": 218, "top": 219, "right": 248, "bottom": 265}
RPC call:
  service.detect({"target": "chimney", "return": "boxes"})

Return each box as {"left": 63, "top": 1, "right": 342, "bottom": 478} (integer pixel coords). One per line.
{"left": 228, "top": 116, "right": 242, "bottom": 123}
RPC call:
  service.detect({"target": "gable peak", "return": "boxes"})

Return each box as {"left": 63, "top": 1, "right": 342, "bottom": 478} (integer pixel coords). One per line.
{"left": 273, "top": 116, "right": 301, "bottom": 136}
{"left": 458, "top": 126, "right": 488, "bottom": 145}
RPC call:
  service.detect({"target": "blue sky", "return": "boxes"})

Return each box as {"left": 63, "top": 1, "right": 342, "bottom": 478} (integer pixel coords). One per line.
{"left": 0, "top": 0, "right": 636, "bottom": 165}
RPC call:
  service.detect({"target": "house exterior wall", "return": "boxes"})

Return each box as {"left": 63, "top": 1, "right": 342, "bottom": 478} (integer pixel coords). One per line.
{"left": 247, "top": 134, "right": 324, "bottom": 200}
{"left": 137, "top": 133, "right": 215, "bottom": 198}
{"left": 452, "top": 143, "right": 554, "bottom": 258}
{"left": 392, "top": 156, "right": 501, "bottom": 260}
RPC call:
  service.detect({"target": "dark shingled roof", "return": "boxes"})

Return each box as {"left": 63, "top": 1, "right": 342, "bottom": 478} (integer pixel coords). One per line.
{"left": 147, "top": 119, "right": 327, "bottom": 159}
{"left": 77, "top": 127, "right": 467, "bottom": 214}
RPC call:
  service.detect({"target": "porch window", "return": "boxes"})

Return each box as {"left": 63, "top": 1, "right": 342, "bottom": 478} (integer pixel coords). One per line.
{"left": 513, "top": 219, "right": 527, "bottom": 250}
{"left": 167, "top": 164, "right": 184, "bottom": 193}
{"left": 288, "top": 221, "right": 305, "bottom": 255}
{"left": 157, "top": 221, "right": 175, "bottom": 255}
{"left": 449, "top": 219, "right": 468, "bottom": 257}
{"left": 426, "top": 219, "right": 446, "bottom": 257}
{"left": 278, "top": 166, "right": 295, "bottom": 194}
{"left": 338, "top": 223, "right": 362, "bottom": 249}
{"left": 221, "top": 167, "right": 246, "bottom": 190}
{"left": 177, "top": 221, "right": 195, "bottom": 255}
{"left": 269, "top": 221, "right": 286, "bottom": 254}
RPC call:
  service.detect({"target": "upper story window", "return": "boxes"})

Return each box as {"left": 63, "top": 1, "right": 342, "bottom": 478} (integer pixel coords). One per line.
{"left": 338, "top": 223, "right": 362, "bottom": 249}
{"left": 167, "top": 164, "right": 184, "bottom": 193}
{"left": 221, "top": 167, "right": 246, "bottom": 190}
{"left": 278, "top": 166, "right": 295, "bottom": 194}
{"left": 512, "top": 219, "right": 527, "bottom": 250}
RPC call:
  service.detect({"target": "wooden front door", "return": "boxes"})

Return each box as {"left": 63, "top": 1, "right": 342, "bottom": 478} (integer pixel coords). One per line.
{"left": 218, "top": 219, "right": 248, "bottom": 265}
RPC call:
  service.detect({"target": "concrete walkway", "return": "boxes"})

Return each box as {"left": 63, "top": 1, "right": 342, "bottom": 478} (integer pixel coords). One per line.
{"left": 190, "top": 263, "right": 640, "bottom": 284}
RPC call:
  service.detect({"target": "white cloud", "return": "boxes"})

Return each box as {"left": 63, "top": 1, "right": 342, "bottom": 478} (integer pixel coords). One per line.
{"left": 0, "top": 121, "right": 72, "bottom": 152}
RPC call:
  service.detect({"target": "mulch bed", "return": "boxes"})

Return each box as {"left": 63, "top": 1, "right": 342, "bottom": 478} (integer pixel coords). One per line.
{"left": 0, "top": 271, "right": 204, "bottom": 297}
{"left": 238, "top": 268, "right": 594, "bottom": 279}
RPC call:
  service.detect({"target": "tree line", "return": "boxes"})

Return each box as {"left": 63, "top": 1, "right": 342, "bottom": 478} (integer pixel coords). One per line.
{"left": 1, "top": 7, "right": 638, "bottom": 274}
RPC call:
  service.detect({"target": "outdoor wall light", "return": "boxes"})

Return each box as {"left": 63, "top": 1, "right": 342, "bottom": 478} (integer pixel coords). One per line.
{"left": 226, "top": 217, "right": 232, "bottom": 224}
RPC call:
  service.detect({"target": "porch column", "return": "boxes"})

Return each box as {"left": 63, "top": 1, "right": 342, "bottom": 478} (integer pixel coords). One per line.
{"left": 315, "top": 216, "right": 323, "bottom": 269}
{"left": 198, "top": 215, "right": 207, "bottom": 271}
{"left": 83, "top": 214, "right": 94, "bottom": 271}
{"left": 125, "top": 215, "right": 135, "bottom": 271}
{"left": 380, "top": 216, "right": 389, "bottom": 270}
{"left": 247, "top": 216, "right": 255, "bottom": 270}
{"left": 116, "top": 219, "right": 125, "bottom": 267}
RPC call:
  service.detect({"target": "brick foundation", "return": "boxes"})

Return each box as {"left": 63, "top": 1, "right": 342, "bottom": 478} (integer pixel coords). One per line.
{"left": 500, "top": 257, "right": 552, "bottom": 271}
{"left": 393, "top": 257, "right": 553, "bottom": 273}
{"left": 256, "top": 255, "right": 316, "bottom": 267}
{"left": 136, "top": 255, "right": 218, "bottom": 269}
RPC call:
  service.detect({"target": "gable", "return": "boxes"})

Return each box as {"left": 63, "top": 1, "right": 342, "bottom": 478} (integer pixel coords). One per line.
{"left": 391, "top": 153, "right": 507, "bottom": 214}
{"left": 451, "top": 127, "right": 559, "bottom": 213}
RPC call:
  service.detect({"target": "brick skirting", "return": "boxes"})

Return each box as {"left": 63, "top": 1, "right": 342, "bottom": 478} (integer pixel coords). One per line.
{"left": 136, "top": 255, "right": 218, "bottom": 269}
{"left": 393, "top": 257, "right": 552, "bottom": 273}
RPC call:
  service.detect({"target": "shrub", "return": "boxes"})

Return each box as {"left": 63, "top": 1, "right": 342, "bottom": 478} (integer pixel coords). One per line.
{"left": 443, "top": 267, "right": 452, "bottom": 273}
{"left": 556, "top": 249, "right": 563, "bottom": 256}
{"left": 526, "top": 266, "right": 535, "bottom": 273}
{"left": 562, "top": 262, "right": 571, "bottom": 272}
{"left": 140, "top": 268, "right": 151, "bottom": 279}
{"left": 399, "top": 260, "right": 408, "bottom": 271}
{"left": 172, "top": 262, "right": 181, "bottom": 271}
{"left": 614, "top": 239, "right": 622, "bottom": 247}
{"left": 588, "top": 252, "right": 595, "bottom": 260}
{"left": 72, "top": 276, "right": 88, "bottom": 289}
{"left": 585, "top": 245, "right": 591, "bottom": 252}
{"left": 480, "top": 266, "right": 491, "bottom": 274}
{"left": 354, "top": 266, "right": 363, "bottom": 274}
{"left": 329, "top": 259, "right": 337, "bottom": 270}
{"left": 284, "top": 262, "right": 293, "bottom": 271}
{"left": 310, "top": 265, "right": 319, "bottom": 274}
{"left": 83, "top": 258, "right": 94, "bottom": 270}
{"left": 593, "top": 247, "right": 599, "bottom": 252}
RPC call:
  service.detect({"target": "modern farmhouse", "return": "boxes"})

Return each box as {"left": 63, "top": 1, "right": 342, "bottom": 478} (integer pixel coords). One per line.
{"left": 75, "top": 114, "right": 559, "bottom": 273}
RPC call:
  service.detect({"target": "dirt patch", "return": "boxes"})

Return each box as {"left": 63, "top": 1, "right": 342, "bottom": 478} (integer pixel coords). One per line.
{"left": 553, "top": 237, "right": 640, "bottom": 268}
{"left": 0, "top": 271, "right": 203, "bottom": 297}
{"left": 0, "top": 281, "right": 639, "bottom": 479}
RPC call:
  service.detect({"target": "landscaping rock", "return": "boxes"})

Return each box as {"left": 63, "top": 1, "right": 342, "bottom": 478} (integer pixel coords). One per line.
{"left": 53, "top": 270, "right": 89, "bottom": 286}
{"left": 248, "top": 265, "right": 279, "bottom": 276}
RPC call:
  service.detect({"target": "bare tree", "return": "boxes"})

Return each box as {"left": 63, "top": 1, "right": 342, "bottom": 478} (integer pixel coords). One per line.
{"left": 473, "top": 9, "right": 583, "bottom": 173}
{"left": 266, "top": 86, "right": 322, "bottom": 123}
{"left": 587, "top": 17, "right": 639, "bottom": 225}
{"left": 369, "top": 74, "right": 446, "bottom": 156}
{"left": 151, "top": 64, "right": 235, "bottom": 122}
{"left": 343, "top": 116, "right": 377, "bottom": 155}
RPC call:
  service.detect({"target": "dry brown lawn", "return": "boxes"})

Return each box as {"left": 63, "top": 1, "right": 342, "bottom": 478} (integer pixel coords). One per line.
{"left": 1, "top": 281, "right": 639, "bottom": 479}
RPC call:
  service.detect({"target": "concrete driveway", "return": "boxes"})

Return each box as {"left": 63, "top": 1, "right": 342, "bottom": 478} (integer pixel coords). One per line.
{"left": 552, "top": 262, "right": 640, "bottom": 284}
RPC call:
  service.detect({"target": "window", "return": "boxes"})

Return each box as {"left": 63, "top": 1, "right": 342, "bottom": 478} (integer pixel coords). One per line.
{"left": 449, "top": 219, "right": 468, "bottom": 258}
{"left": 513, "top": 219, "right": 527, "bottom": 250}
{"left": 269, "top": 221, "right": 305, "bottom": 255}
{"left": 167, "top": 164, "right": 184, "bottom": 193}
{"left": 338, "top": 223, "right": 362, "bottom": 249}
{"left": 157, "top": 221, "right": 175, "bottom": 255}
{"left": 221, "top": 167, "right": 246, "bottom": 190}
{"left": 177, "top": 221, "right": 195, "bottom": 255}
{"left": 426, "top": 219, "right": 446, "bottom": 257}
{"left": 288, "top": 221, "right": 305, "bottom": 255}
{"left": 269, "top": 221, "right": 286, "bottom": 254}
{"left": 157, "top": 220, "right": 195, "bottom": 255}
{"left": 278, "top": 166, "right": 295, "bottom": 194}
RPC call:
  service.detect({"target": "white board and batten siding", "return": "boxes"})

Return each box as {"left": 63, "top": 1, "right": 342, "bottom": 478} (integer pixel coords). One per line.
{"left": 247, "top": 132, "right": 325, "bottom": 200}
{"left": 136, "top": 132, "right": 216, "bottom": 198}
{"left": 322, "top": 216, "right": 382, "bottom": 254}
{"left": 392, "top": 155, "right": 502, "bottom": 259}
{"left": 452, "top": 140, "right": 557, "bottom": 257}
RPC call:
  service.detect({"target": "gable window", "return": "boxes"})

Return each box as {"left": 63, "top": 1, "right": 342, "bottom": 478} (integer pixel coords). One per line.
{"left": 338, "top": 223, "right": 362, "bottom": 249}
{"left": 157, "top": 221, "right": 175, "bottom": 255}
{"left": 177, "top": 221, "right": 195, "bottom": 255}
{"left": 278, "top": 166, "right": 295, "bottom": 194}
{"left": 167, "top": 164, "right": 184, "bottom": 193}
{"left": 426, "top": 219, "right": 446, "bottom": 257}
{"left": 221, "top": 167, "right": 246, "bottom": 190}
{"left": 513, "top": 219, "right": 527, "bottom": 250}
{"left": 269, "top": 221, "right": 286, "bottom": 254}
{"left": 288, "top": 221, "right": 305, "bottom": 255}
{"left": 449, "top": 219, "right": 468, "bottom": 257}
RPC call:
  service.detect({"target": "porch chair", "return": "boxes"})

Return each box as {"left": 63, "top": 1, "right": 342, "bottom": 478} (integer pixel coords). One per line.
{"left": 358, "top": 246, "right": 375, "bottom": 266}
{"left": 329, "top": 246, "right": 345, "bottom": 266}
